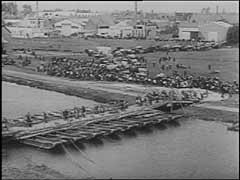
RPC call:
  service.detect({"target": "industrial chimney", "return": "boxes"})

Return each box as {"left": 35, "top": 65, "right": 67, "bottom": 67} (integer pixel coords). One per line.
{"left": 216, "top": 5, "right": 219, "bottom": 14}
{"left": 36, "top": 1, "right": 40, "bottom": 28}
{"left": 135, "top": 1, "right": 138, "bottom": 25}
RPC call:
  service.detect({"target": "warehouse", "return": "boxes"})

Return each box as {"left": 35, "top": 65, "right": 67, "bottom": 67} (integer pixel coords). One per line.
{"left": 178, "top": 22, "right": 200, "bottom": 40}
{"left": 54, "top": 19, "right": 86, "bottom": 36}
{"left": 7, "top": 26, "right": 47, "bottom": 38}
{"left": 199, "top": 21, "right": 233, "bottom": 42}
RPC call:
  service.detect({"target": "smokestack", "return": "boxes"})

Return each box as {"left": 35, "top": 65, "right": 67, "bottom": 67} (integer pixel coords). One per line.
{"left": 135, "top": 1, "right": 138, "bottom": 25}
{"left": 222, "top": 8, "right": 225, "bottom": 14}
{"left": 36, "top": 1, "right": 40, "bottom": 28}
{"left": 216, "top": 5, "right": 219, "bottom": 14}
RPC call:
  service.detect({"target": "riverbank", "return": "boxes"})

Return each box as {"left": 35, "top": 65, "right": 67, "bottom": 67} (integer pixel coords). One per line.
{"left": 2, "top": 68, "right": 239, "bottom": 124}
{"left": 2, "top": 162, "right": 75, "bottom": 179}
{"left": 2, "top": 69, "right": 136, "bottom": 105}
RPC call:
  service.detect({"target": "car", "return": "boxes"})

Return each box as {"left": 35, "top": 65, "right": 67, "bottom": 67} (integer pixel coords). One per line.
{"left": 210, "top": 70, "right": 220, "bottom": 74}
{"left": 161, "top": 44, "right": 171, "bottom": 51}
{"left": 154, "top": 36, "right": 160, "bottom": 41}
{"left": 180, "top": 45, "right": 194, "bottom": 51}
{"left": 170, "top": 44, "right": 182, "bottom": 51}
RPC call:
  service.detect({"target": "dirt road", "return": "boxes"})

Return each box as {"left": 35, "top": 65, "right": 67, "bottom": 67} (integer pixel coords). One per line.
{"left": 2, "top": 69, "right": 224, "bottom": 102}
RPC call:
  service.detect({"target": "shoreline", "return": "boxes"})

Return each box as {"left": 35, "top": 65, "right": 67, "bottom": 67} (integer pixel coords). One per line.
{"left": 2, "top": 73, "right": 136, "bottom": 105}
{"left": 2, "top": 69, "right": 239, "bottom": 124}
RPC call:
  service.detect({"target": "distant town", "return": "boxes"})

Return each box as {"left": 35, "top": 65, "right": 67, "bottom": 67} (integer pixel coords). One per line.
{"left": 2, "top": 2, "right": 239, "bottom": 40}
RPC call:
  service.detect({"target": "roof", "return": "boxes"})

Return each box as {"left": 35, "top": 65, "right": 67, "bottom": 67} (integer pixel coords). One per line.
{"left": 214, "top": 21, "right": 233, "bottom": 28}
{"left": 179, "top": 21, "right": 199, "bottom": 28}
{"left": 200, "top": 21, "right": 233, "bottom": 29}
{"left": 113, "top": 20, "right": 134, "bottom": 28}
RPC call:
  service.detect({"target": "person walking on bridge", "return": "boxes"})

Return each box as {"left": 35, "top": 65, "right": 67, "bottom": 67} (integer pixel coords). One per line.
{"left": 74, "top": 107, "right": 80, "bottom": 119}
{"left": 43, "top": 112, "right": 48, "bottom": 123}
{"left": 62, "top": 110, "right": 69, "bottom": 121}
{"left": 208, "top": 64, "right": 212, "bottom": 71}
{"left": 81, "top": 106, "right": 86, "bottom": 117}
{"left": 26, "top": 112, "right": 32, "bottom": 127}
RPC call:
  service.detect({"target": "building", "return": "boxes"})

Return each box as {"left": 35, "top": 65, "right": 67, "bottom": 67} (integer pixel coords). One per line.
{"left": 150, "top": 19, "right": 170, "bottom": 32}
{"left": 112, "top": 20, "right": 134, "bottom": 38}
{"left": 146, "top": 12, "right": 175, "bottom": 21}
{"left": 121, "top": 27, "right": 133, "bottom": 38}
{"left": 133, "top": 24, "right": 146, "bottom": 38}
{"left": 38, "top": 10, "right": 76, "bottom": 19}
{"left": 97, "top": 25, "right": 113, "bottom": 37}
{"left": 3, "top": 19, "right": 22, "bottom": 27}
{"left": 54, "top": 19, "right": 86, "bottom": 36}
{"left": 178, "top": 22, "right": 200, "bottom": 40}
{"left": 178, "top": 21, "right": 233, "bottom": 42}
{"left": 84, "top": 14, "right": 115, "bottom": 36}
{"left": 75, "top": 10, "right": 99, "bottom": 18}
{"left": 21, "top": 18, "right": 45, "bottom": 28}
{"left": 145, "top": 22, "right": 158, "bottom": 39}
{"left": 7, "top": 26, "right": 48, "bottom": 38}
{"left": 97, "top": 20, "right": 135, "bottom": 38}
{"left": 4, "top": 17, "right": 46, "bottom": 28}
{"left": 199, "top": 21, "right": 233, "bottom": 42}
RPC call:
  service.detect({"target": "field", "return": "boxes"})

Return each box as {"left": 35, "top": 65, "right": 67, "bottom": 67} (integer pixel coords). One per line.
{"left": 7, "top": 38, "right": 239, "bottom": 82}
{"left": 143, "top": 48, "right": 239, "bottom": 82}
{"left": 10, "top": 37, "right": 160, "bottom": 52}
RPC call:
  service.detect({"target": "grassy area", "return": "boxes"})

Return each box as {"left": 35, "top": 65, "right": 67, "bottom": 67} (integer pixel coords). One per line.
{"left": 11, "top": 38, "right": 159, "bottom": 52}
{"left": 143, "top": 48, "right": 239, "bottom": 82}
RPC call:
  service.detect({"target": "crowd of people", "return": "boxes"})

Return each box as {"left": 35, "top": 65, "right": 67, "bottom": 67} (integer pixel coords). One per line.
{"left": 34, "top": 46, "right": 239, "bottom": 95}
{"left": 137, "top": 89, "right": 207, "bottom": 106}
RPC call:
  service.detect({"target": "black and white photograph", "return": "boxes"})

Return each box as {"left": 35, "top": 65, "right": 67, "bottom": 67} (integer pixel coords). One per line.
{"left": 2, "top": 1, "right": 239, "bottom": 179}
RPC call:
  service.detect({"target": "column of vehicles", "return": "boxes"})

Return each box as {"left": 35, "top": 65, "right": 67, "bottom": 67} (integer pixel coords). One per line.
{"left": 140, "top": 41, "right": 227, "bottom": 53}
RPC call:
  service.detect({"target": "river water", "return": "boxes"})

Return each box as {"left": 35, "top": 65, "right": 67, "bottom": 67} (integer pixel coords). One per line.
{"left": 2, "top": 82, "right": 239, "bottom": 179}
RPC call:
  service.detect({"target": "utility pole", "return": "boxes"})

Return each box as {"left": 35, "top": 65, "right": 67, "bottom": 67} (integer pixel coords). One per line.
{"left": 134, "top": 1, "right": 138, "bottom": 38}
{"left": 14, "top": 1, "right": 17, "bottom": 16}
{"left": 135, "top": 1, "right": 138, "bottom": 25}
{"left": 216, "top": 5, "right": 219, "bottom": 14}
{"left": 36, "top": 1, "right": 40, "bottom": 28}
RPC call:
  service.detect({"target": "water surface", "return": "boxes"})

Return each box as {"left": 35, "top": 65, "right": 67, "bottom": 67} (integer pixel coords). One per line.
{"left": 2, "top": 82, "right": 239, "bottom": 179}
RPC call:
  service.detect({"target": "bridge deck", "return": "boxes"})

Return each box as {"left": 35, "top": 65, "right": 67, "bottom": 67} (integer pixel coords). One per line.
{"left": 3, "top": 103, "right": 188, "bottom": 150}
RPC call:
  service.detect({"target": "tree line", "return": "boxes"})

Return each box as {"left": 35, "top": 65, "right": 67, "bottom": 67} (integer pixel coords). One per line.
{"left": 227, "top": 25, "right": 239, "bottom": 45}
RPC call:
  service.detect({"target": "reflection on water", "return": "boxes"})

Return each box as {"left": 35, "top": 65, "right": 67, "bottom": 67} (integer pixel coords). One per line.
{"left": 2, "top": 82, "right": 239, "bottom": 179}
{"left": 2, "top": 82, "right": 98, "bottom": 118}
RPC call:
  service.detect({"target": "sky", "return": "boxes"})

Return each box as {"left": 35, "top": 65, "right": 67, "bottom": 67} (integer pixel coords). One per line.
{"left": 3, "top": 1, "right": 239, "bottom": 13}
